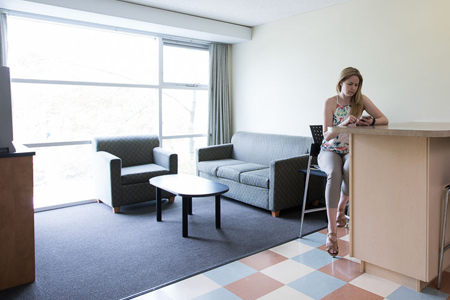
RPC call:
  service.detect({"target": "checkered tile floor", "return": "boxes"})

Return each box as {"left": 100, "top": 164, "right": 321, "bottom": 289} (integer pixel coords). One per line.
{"left": 134, "top": 227, "right": 450, "bottom": 300}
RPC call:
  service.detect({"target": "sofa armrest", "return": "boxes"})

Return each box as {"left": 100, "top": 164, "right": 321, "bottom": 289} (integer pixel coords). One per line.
{"left": 269, "top": 155, "right": 312, "bottom": 211}
{"left": 153, "top": 147, "right": 178, "bottom": 174}
{"left": 92, "top": 151, "right": 122, "bottom": 206}
{"left": 196, "top": 143, "right": 233, "bottom": 162}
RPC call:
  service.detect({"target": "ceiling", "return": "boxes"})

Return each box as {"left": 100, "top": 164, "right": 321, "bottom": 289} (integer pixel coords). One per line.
{"left": 119, "top": 0, "right": 354, "bottom": 27}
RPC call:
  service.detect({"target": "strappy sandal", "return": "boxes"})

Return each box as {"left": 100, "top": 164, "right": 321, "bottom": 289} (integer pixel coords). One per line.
{"left": 336, "top": 211, "right": 346, "bottom": 227}
{"left": 326, "top": 233, "right": 339, "bottom": 257}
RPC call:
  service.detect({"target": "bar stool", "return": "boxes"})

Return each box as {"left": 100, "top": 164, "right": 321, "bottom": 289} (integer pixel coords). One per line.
{"left": 299, "top": 125, "right": 327, "bottom": 237}
{"left": 438, "top": 184, "right": 450, "bottom": 289}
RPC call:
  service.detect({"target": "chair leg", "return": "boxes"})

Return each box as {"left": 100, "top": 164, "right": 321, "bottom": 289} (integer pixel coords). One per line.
{"left": 169, "top": 196, "right": 175, "bottom": 203}
{"left": 300, "top": 157, "right": 312, "bottom": 238}
{"left": 438, "top": 187, "right": 450, "bottom": 289}
{"left": 113, "top": 206, "right": 120, "bottom": 213}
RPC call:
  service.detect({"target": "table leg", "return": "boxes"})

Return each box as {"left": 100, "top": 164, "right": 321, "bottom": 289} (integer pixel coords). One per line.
{"left": 156, "top": 187, "right": 162, "bottom": 221}
{"left": 182, "top": 196, "right": 191, "bottom": 237}
{"left": 188, "top": 197, "right": 192, "bottom": 215}
{"left": 215, "top": 195, "right": 221, "bottom": 229}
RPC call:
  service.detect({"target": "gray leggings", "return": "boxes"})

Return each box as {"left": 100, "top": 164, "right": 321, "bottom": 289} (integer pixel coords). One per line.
{"left": 317, "top": 151, "right": 350, "bottom": 209}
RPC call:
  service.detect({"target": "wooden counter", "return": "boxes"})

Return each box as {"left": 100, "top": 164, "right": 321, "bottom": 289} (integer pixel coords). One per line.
{"left": 330, "top": 122, "right": 450, "bottom": 291}
{"left": 0, "top": 150, "right": 36, "bottom": 290}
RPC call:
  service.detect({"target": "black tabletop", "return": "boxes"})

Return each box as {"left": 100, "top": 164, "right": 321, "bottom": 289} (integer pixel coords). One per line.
{"left": 150, "top": 174, "right": 229, "bottom": 197}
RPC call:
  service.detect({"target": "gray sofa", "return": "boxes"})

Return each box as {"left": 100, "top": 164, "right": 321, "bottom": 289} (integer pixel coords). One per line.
{"left": 196, "top": 131, "right": 324, "bottom": 217}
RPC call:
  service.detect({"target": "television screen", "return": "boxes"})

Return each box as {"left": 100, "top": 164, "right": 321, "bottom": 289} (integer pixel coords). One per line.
{"left": 0, "top": 66, "right": 15, "bottom": 153}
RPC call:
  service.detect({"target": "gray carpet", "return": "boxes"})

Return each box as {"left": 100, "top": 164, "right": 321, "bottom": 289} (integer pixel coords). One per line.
{"left": 0, "top": 197, "right": 327, "bottom": 300}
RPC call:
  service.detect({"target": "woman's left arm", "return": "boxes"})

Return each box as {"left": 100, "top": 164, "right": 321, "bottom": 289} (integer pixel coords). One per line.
{"left": 363, "top": 95, "right": 389, "bottom": 125}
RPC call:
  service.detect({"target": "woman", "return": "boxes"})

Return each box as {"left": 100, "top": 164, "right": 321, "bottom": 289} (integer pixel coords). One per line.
{"left": 319, "top": 67, "right": 388, "bottom": 257}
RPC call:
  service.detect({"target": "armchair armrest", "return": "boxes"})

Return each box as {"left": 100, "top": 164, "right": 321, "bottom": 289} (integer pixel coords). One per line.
{"left": 196, "top": 143, "right": 233, "bottom": 162}
{"left": 153, "top": 147, "right": 178, "bottom": 174}
{"left": 269, "top": 155, "right": 310, "bottom": 211}
{"left": 92, "top": 151, "right": 122, "bottom": 205}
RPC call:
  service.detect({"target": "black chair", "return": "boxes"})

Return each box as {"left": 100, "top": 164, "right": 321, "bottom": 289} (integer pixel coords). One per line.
{"left": 438, "top": 185, "right": 450, "bottom": 289}
{"left": 299, "top": 125, "right": 328, "bottom": 237}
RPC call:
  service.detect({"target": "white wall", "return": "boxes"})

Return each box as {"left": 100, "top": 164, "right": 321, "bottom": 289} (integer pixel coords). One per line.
{"left": 231, "top": 0, "right": 450, "bottom": 137}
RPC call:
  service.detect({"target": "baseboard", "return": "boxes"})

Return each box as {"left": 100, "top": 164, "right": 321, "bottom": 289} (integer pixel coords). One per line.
{"left": 34, "top": 199, "right": 97, "bottom": 213}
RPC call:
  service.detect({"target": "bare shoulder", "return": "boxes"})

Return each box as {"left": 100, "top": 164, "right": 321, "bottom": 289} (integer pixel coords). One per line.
{"left": 362, "top": 94, "right": 373, "bottom": 103}
{"left": 325, "top": 96, "right": 337, "bottom": 106}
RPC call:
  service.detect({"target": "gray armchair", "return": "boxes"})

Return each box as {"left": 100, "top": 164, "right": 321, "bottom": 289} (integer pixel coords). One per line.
{"left": 92, "top": 135, "right": 178, "bottom": 213}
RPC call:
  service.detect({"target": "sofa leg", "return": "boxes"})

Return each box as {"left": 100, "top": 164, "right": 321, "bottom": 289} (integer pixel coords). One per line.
{"left": 169, "top": 196, "right": 175, "bottom": 203}
{"left": 113, "top": 206, "right": 120, "bottom": 213}
{"left": 271, "top": 211, "right": 280, "bottom": 217}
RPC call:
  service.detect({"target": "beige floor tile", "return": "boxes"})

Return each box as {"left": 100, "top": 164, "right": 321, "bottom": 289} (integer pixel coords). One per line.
{"left": 349, "top": 273, "right": 401, "bottom": 297}
{"left": 340, "top": 234, "right": 350, "bottom": 242}
{"left": 256, "top": 285, "right": 314, "bottom": 300}
{"left": 260, "top": 259, "right": 315, "bottom": 284}
{"left": 161, "top": 274, "right": 221, "bottom": 300}
{"left": 269, "top": 240, "right": 315, "bottom": 258}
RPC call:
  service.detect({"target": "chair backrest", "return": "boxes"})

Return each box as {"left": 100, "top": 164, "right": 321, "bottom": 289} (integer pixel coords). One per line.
{"left": 92, "top": 135, "right": 160, "bottom": 167}
{"left": 310, "top": 125, "right": 324, "bottom": 144}
{"left": 309, "top": 125, "right": 323, "bottom": 157}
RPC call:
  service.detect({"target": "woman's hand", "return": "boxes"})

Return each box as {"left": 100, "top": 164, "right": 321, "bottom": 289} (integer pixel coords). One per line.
{"left": 356, "top": 116, "right": 373, "bottom": 126}
{"left": 340, "top": 115, "right": 359, "bottom": 126}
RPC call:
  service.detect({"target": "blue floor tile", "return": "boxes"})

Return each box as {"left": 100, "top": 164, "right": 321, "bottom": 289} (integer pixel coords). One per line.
{"left": 193, "top": 287, "right": 243, "bottom": 300}
{"left": 291, "top": 248, "right": 339, "bottom": 269}
{"left": 387, "top": 286, "right": 449, "bottom": 300}
{"left": 297, "top": 232, "right": 326, "bottom": 248}
{"left": 203, "top": 261, "right": 257, "bottom": 286}
{"left": 288, "top": 270, "right": 347, "bottom": 299}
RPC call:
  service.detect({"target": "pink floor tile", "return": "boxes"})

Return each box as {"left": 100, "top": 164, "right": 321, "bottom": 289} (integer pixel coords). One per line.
{"left": 239, "top": 249, "right": 288, "bottom": 271}
{"left": 224, "top": 272, "right": 284, "bottom": 300}
{"left": 318, "top": 257, "right": 363, "bottom": 282}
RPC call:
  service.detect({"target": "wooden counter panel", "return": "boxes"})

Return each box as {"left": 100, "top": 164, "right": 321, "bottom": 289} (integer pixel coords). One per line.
{"left": 0, "top": 156, "right": 35, "bottom": 290}
{"left": 428, "top": 138, "right": 450, "bottom": 280}
{"left": 352, "top": 135, "right": 428, "bottom": 281}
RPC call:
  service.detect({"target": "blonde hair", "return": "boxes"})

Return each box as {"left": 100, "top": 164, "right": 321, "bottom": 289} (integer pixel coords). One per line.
{"left": 336, "top": 67, "right": 364, "bottom": 117}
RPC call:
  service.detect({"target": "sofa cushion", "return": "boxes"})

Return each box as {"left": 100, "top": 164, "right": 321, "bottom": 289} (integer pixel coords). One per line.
{"left": 240, "top": 168, "right": 270, "bottom": 189}
{"left": 197, "top": 159, "right": 245, "bottom": 176}
{"left": 217, "top": 163, "right": 268, "bottom": 182}
{"left": 122, "top": 163, "right": 169, "bottom": 185}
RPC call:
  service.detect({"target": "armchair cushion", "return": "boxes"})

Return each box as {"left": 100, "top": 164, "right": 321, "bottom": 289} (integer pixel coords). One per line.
{"left": 121, "top": 164, "right": 170, "bottom": 185}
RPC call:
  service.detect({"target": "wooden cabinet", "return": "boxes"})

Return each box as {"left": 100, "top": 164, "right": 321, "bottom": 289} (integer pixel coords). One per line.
{"left": 0, "top": 152, "right": 35, "bottom": 290}
{"left": 331, "top": 123, "right": 450, "bottom": 291}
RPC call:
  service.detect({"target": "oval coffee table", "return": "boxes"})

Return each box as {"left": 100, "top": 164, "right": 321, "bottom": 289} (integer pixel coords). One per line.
{"left": 149, "top": 174, "right": 229, "bottom": 237}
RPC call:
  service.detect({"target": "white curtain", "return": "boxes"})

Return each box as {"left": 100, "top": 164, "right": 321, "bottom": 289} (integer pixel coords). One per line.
{"left": 208, "top": 43, "right": 231, "bottom": 145}
{"left": 0, "top": 12, "right": 7, "bottom": 66}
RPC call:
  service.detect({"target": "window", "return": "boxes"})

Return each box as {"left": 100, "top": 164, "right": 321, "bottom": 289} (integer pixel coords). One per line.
{"left": 7, "top": 15, "right": 209, "bottom": 208}
{"left": 160, "top": 42, "right": 209, "bottom": 175}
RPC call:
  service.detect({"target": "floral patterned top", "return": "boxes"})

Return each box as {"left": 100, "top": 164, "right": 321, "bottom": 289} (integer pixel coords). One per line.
{"left": 321, "top": 100, "right": 351, "bottom": 154}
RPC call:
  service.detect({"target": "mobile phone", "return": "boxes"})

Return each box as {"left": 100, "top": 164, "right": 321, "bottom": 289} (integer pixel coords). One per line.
{"left": 361, "top": 115, "right": 372, "bottom": 120}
